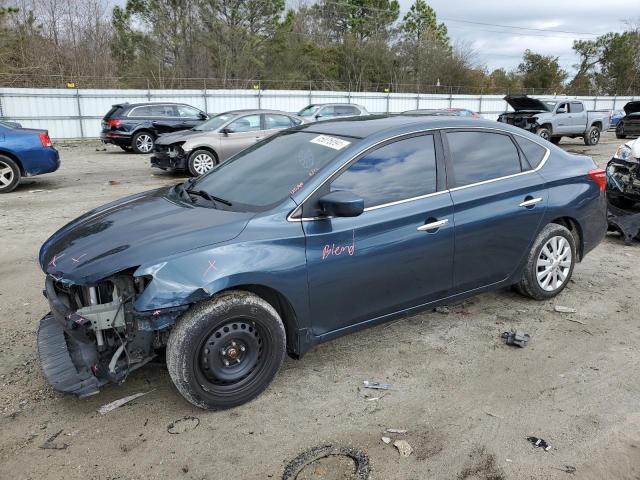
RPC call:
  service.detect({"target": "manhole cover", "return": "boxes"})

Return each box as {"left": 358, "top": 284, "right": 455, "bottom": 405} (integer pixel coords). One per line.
{"left": 283, "top": 445, "right": 370, "bottom": 480}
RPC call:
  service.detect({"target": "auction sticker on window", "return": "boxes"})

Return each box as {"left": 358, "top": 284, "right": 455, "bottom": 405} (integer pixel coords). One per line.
{"left": 310, "top": 135, "right": 351, "bottom": 150}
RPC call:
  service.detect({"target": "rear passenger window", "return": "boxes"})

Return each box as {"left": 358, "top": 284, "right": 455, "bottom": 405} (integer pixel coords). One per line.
{"left": 446, "top": 131, "right": 521, "bottom": 188}
{"left": 570, "top": 102, "right": 584, "bottom": 113}
{"left": 265, "top": 114, "right": 293, "bottom": 129}
{"left": 331, "top": 135, "right": 437, "bottom": 208}
{"left": 514, "top": 135, "right": 547, "bottom": 169}
{"left": 129, "top": 106, "right": 153, "bottom": 117}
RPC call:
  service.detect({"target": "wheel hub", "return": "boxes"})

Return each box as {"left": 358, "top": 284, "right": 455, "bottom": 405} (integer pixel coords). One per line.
{"left": 536, "top": 235, "right": 572, "bottom": 292}
{"left": 198, "top": 321, "right": 261, "bottom": 384}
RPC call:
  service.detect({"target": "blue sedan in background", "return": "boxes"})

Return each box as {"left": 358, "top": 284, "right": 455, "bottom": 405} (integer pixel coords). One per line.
{"left": 0, "top": 123, "right": 59, "bottom": 193}
{"left": 37, "top": 115, "right": 607, "bottom": 409}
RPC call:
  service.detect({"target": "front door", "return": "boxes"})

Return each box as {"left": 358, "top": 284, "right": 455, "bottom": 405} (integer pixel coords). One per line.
{"left": 218, "top": 114, "right": 263, "bottom": 161}
{"left": 303, "top": 133, "right": 454, "bottom": 337}
{"left": 444, "top": 130, "right": 547, "bottom": 293}
{"left": 555, "top": 102, "right": 571, "bottom": 134}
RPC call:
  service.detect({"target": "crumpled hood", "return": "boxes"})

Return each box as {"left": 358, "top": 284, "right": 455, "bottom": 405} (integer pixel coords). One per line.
{"left": 39, "top": 187, "right": 254, "bottom": 284}
{"left": 623, "top": 101, "right": 640, "bottom": 116}
{"left": 504, "top": 95, "right": 551, "bottom": 112}
{"left": 156, "top": 129, "right": 208, "bottom": 146}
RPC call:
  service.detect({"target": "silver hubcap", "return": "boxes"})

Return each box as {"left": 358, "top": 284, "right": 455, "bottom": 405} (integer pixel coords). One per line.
{"left": 590, "top": 129, "right": 599, "bottom": 143}
{"left": 136, "top": 134, "right": 153, "bottom": 153}
{"left": 536, "top": 236, "right": 572, "bottom": 292}
{"left": 539, "top": 130, "right": 549, "bottom": 140}
{"left": 0, "top": 161, "right": 14, "bottom": 187}
{"left": 192, "top": 154, "right": 214, "bottom": 175}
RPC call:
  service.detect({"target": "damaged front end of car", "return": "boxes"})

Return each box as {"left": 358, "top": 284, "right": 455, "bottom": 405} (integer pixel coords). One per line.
{"left": 39, "top": 271, "right": 187, "bottom": 397}
{"left": 497, "top": 112, "right": 540, "bottom": 132}
{"left": 606, "top": 140, "right": 640, "bottom": 243}
{"left": 151, "top": 142, "right": 189, "bottom": 170}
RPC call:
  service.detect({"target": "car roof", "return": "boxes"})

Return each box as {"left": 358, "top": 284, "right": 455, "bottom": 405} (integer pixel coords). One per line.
{"left": 305, "top": 103, "right": 365, "bottom": 108}
{"left": 114, "top": 102, "right": 196, "bottom": 108}
{"left": 218, "top": 109, "right": 299, "bottom": 115}
{"left": 297, "top": 114, "right": 506, "bottom": 139}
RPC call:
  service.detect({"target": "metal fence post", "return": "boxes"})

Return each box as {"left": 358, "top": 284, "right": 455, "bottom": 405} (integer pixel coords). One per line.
{"left": 75, "top": 88, "right": 84, "bottom": 138}
{"left": 613, "top": 95, "right": 617, "bottom": 110}
{"left": 308, "top": 81, "right": 312, "bottom": 105}
{"left": 478, "top": 91, "right": 483, "bottom": 115}
{"left": 386, "top": 91, "right": 390, "bottom": 114}
{"left": 416, "top": 93, "right": 420, "bottom": 110}
{"left": 147, "top": 79, "right": 151, "bottom": 102}
{"left": 257, "top": 86, "right": 262, "bottom": 109}
{"left": 448, "top": 87, "right": 453, "bottom": 108}
{"left": 203, "top": 78, "right": 208, "bottom": 113}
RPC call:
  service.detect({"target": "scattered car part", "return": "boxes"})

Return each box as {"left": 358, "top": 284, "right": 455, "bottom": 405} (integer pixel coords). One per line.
{"left": 393, "top": 439, "right": 413, "bottom": 457}
{"left": 554, "top": 306, "right": 577, "bottom": 313}
{"left": 501, "top": 329, "right": 530, "bottom": 347}
{"left": 97, "top": 391, "right": 152, "bottom": 415}
{"left": 527, "top": 436, "right": 552, "bottom": 451}
{"left": 363, "top": 380, "right": 391, "bottom": 390}
{"left": 282, "top": 444, "right": 371, "bottom": 480}
{"left": 39, "top": 429, "right": 68, "bottom": 450}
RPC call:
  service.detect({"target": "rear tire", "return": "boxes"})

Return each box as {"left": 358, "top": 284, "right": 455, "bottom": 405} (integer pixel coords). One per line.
{"left": 131, "top": 131, "right": 155, "bottom": 154}
{"left": 0, "top": 155, "right": 21, "bottom": 193}
{"left": 166, "top": 291, "right": 286, "bottom": 410}
{"left": 584, "top": 126, "right": 601, "bottom": 145}
{"left": 517, "top": 224, "right": 576, "bottom": 300}
{"left": 616, "top": 125, "right": 626, "bottom": 139}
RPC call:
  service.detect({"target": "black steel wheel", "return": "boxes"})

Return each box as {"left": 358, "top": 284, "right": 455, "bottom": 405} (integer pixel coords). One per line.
{"left": 167, "top": 290, "right": 286, "bottom": 410}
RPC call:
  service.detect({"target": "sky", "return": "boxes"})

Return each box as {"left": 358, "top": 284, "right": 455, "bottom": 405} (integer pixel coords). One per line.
{"left": 404, "top": 0, "right": 636, "bottom": 74}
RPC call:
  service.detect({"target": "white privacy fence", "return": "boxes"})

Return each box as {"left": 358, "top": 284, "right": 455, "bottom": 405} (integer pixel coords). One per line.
{"left": 0, "top": 87, "right": 637, "bottom": 139}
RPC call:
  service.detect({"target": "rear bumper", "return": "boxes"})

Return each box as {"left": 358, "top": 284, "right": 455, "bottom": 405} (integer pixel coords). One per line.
{"left": 582, "top": 192, "right": 608, "bottom": 257}
{"left": 100, "top": 131, "right": 132, "bottom": 147}
{"left": 22, "top": 148, "right": 60, "bottom": 176}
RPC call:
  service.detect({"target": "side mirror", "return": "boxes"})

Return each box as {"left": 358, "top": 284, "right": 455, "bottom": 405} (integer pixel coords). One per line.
{"left": 314, "top": 113, "right": 323, "bottom": 119}
{"left": 199, "top": 113, "right": 208, "bottom": 120}
{"left": 221, "top": 127, "right": 234, "bottom": 135}
{"left": 318, "top": 191, "right": 364, "bottom": 217}
{"left": 557, "top": 107, "right": 567, "bottom": 114}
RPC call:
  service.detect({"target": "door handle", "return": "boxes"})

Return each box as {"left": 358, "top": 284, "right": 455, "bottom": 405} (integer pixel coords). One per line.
{"left": 417, "top": 219, "right": 448, "bottom": 232}
{"left": 519, "top": 197, "right": 543, "bottom": 208}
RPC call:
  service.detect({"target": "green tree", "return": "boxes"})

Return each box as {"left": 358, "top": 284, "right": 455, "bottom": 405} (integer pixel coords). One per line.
{"left": 517, "top": 49, "right": 567, "bottom": 92}
{"left": 401, "top": 0, "right": 448, "bottom": 45}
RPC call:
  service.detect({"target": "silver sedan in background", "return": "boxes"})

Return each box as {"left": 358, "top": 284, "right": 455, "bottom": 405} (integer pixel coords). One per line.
{"left": 297, "top": 103, "right": 369, "bottom": 122}
{"left": 152, "top": 109, "right": 305, "bottom": 176}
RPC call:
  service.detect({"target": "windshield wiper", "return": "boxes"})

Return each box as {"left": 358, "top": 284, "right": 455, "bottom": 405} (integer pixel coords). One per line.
{"left": 186, "top": 188, "right": 232, "bottom": 206}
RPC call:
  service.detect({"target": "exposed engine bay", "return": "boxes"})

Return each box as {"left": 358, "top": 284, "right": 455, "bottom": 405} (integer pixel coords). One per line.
{"left": 496, "top": 112, "right": 541, "bottom": 132}
{"left": 606, "top": 140, "right": 640, "bottom": 244}
{"left": 38, "top": 273, "right": 186, "bottom": 397}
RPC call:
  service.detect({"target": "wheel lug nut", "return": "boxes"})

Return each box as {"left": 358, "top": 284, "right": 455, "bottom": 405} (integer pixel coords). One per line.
{"left": 240, "top": 346, "right": 245, "bottom": 352}
{"left": 236, "top": 358, "right": 241, "bottom": 363}
{"left": 223, "top": 359, "right": 229, "bottom": 366}
{"left": 231, "top": 341, "right": 237, "bottom": 347}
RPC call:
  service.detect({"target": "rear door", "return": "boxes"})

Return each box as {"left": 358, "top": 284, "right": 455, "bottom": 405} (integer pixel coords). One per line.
{"left": 149, "top": 104, "right": 182, "bottom": 134}
{"left": 569, "top": 102, "right": 587, "bottom": 132}
{"left": 444, "top": 130, "right": 548, "bottom": 293}
{"left": 303, "top": 132, "right": 454, "bottom": 336}
{"left": 176, "top": 104, "right": 206, "bottom": 130}
{"left": 262, "top": 113, "right": 296, "bottom": 139}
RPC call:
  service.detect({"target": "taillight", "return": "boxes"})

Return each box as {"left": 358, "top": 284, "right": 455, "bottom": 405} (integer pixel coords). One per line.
{"left": 588, "top": 169, "right": 606, "bottom": 191}
{"left": 39, "top": 131, "right": 52, "bottom": 148}
{"left": 107, "top": 119, "right": 121, "bottom": 128}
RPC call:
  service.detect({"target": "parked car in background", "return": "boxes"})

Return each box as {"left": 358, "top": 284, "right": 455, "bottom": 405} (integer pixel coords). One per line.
{"left": 297, "top": 103, "right": 369, "bottom": 122}
{"left": 100, "top": 102, "right": 209, "bottom": 154}
{"left": 0, "top": 123, "right": 58, "bottom": 193}
{"left": 0, "top": 120, "right": 23, "bottom": 129}
{"left": 402, "top": 108, "right": 481, "bottom": 118}
{"left": 152, "top": 109, "right": 304, "bottom": 176}
{"left": 615, "top": 101, "right": 640, "bottom": 139}
{"left": 609, "top": 109, "right": 625, "bottom": 128}
{"left": 498, "top": 95, "right": 609, "bottom": 145}
{"left": 37, "top": 115, "right": 606, "bottom": 409}
{"left": 607, "top": 138, "right": 640, "bottom": 209}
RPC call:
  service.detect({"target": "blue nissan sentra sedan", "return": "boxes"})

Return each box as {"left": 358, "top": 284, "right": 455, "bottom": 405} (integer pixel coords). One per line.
{"left": 0, "top": 123, "right": 59, "bottom": 193}
{"left": 37, "top": 115, "right": 607, "bottom": 409}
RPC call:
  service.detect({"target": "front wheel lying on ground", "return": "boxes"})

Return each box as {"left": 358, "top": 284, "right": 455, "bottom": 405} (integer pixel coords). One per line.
{"left": 166, "top": 291, "right": 286, "bottom": 410}
{"left": 516, "top": 223, "right": 576, "bottom": 300}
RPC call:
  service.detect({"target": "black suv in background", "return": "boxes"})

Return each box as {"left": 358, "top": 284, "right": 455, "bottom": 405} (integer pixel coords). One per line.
{"left": 101, "top": 102, "right": 209, "bottom": 153}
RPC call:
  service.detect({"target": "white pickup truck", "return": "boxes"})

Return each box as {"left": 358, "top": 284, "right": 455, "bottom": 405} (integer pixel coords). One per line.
{"left": 497, "top": 96, "right": 610, "bottom": 146}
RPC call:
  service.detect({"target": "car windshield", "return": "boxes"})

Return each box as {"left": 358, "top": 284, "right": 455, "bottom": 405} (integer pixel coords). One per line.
{"left": 192, "top": 131, "right": 354, "bottom": 210}
{"left": 298, "top": 105, "right": 321, "bottom": 116}
{"left": 193, "top": 113, "right": 236, "bottom": 131}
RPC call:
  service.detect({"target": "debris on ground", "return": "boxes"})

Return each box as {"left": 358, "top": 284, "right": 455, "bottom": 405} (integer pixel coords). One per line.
{"left": 106, "top": 180, "right": 121, "bottom": 186}
{"left": 393, "top": 439, "right": 413, "bottom": 457}
{"left": 39, "top": 429, "right": 69, "bottom": 450}
{"left": 167, "top": 416, "right": 200, "bottom": 434}
{"left": 29, "top": 189, "right": 48, "bottom": 193}
{"left": 434, "top": 305, "right": 450, "bottom": 314}
{"left": 363, "top": 380, "right": 391, "bottom": 390}
{"left": 385, "top": 428, "right": 407, "bottom": 434}
{"left": 484, "top": 411, "right": 504, "bottom": 419}
{"left": 381, "top": 436, "right": 391, "bottom": 444}
{"left": 97, "top": 391, "right": 152, "bottom": 415}
{"left": 564, "top": 317, "right": 586, "bottom": 325}
{"left": 552, "top": 465, "right": 577, "bottom": 474}
{"left": 554, "top": 306, "right": 577, "bottom": 314}
{"left": 527, "top": 436, "right": 552, "bottom": 451}
{"left": 282, "top": 444, "right": 370, "bottom": 480}
{"left": 501, "top": 329, "right": 530, "bottom": 347}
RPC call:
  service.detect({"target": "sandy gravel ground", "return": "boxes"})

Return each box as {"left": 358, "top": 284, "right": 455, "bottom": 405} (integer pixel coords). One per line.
{"left": 0, "top": 132, "right": 639, "bottom": 480}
